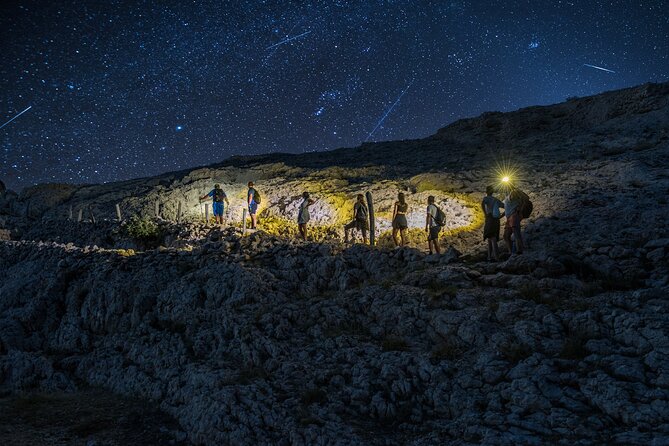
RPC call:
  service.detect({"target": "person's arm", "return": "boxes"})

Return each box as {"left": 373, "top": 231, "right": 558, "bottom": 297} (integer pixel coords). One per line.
{"left": 481, "top": 200, "right": 486, "bottom": 215}
{"left": 199, "top": 191, "right": 211, "bottom": 201}
{"left": 224, "top": 194, "right": 230, "bottom": 206}
{"left": 393, "top": 202, "right": 398, "bottom": 220}
{"left": 308, "top": 199, "right": 315, "bottom": 206}
{"left": 425, "top": 208, "right": 431, "bottom": 231}
{"left": 248, "top": 191, "right": 252, "bottom": 206}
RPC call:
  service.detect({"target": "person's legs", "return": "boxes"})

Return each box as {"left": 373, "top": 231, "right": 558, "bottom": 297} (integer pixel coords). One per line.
{"left": 392, "top": 228, "right": 399, "bottom": 246}
{"left": 503, "top": 222, "right": 513, "bottom": 254}
{"left": 362, "top": 228, "right": 368, "bottom": 244}
{"left": 486, "top": 238, "right": 493, "bottom": 260}
{"left": 491, "top": 237, "right": 499, "bottom": 260}
{"left": 400, "top": 228, "right": 407, "bottom": 246}
{"left": 344, "top": 221, "right": 354, "bottom": 243}
{"left": 298, "top": 223, "right": 306, "bottom": 240}
{"left": 513, "top": 219, "right": 524, "bottom": 253}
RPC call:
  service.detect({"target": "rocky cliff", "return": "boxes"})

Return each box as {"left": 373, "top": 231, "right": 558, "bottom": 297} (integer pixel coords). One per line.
{"left": 0, "top": 82, "right": 668, "bottom": 445}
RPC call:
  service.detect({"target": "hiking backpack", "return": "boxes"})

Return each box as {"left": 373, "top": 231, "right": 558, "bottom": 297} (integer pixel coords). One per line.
{"left": 252, "top": 188, "right": 262, "bottom": 204}
{"left": 213, "top": 188, "right": 225, "bottom": 203}
{"left": 434, "top": 206, "right": 447, "bottom": 226}
{"left": 516, "top": 190, "right": 533, "bottom": 219}
{"left": 355, "top": 203, "right": 368, "bottom": 220}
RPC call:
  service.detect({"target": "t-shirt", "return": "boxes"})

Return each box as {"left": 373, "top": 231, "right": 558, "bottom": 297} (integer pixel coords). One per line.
{"left": 396, "top": 202, "right": 408, "bottom": 213}
{"left": 427, "top": 204, "right": 438, "bottom": 227}
{"left": 354, "top": 202, "right": 368, "bottom": 220}
{"left": 298, "top": 199, "right": 310, "bottom": 223}
{"left": 247, "top": 188, "right": 256, "bottom": 203}
{"left": 208, "top": 189, "right": 227, "bottom": 203}
{"left": 504, "top": 196, "right": 519, "bottom": 218}
{"left": 482, "top": 196, "right": 502, "bottom": 218}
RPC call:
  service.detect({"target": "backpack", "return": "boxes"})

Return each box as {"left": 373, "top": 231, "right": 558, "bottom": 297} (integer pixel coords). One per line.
{"left": 516, "top": 190, "right": 533, "bottom": 219}
{"left": 213, "top": 188, "right": 225, "bottom": 203}
{"left": 355, "top": 203, "right": 368, "bottom": 220}
{"left": 252, "top": 188, "right": 261, "bottom": 204}
{"left": 434, "top": 206, "right": 447, "bottom": 226}
{"left": 491, "top": 202, "right": 501, "bottom": 219}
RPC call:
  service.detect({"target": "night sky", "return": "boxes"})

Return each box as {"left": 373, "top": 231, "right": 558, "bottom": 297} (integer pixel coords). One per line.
{"left": 1, "top": 1, "right": 668, "bottom": 191}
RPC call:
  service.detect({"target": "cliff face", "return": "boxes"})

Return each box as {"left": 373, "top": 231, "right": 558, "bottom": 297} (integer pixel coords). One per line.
{"left": 0, "top": 82, "right": 668, "bottom": 445}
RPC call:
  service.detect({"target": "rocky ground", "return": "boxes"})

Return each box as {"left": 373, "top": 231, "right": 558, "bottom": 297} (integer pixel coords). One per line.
{"left": 1, "top": 82, "right": 668, "bottom": 445}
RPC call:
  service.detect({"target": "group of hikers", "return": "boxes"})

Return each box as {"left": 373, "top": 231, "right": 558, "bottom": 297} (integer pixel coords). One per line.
{"left": 199, "top": 181, "right": 531, "bottom": 258}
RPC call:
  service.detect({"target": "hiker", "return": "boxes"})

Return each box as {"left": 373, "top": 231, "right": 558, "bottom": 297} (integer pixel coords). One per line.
{"left": 199, "top": 184, "right": 229, "bottom": 225}
{"left": 247, "top": 181, "right": 260, "bottom": 229}
{"left": 344, "top": 194, "right": 369, "bottom": 244}
{"left": 391, "top": 192, "right": 408, "bottom": 247}
{"left": 297, "top": 191, "right": 316, "bottom": 240}
{"left": 481, "top": 185, "right": 504, "bottom": 261}
{"left": 503, "top": 185, "right": 525, "bottom": 255}
{"left": 425, "top": 195, "right": 442, "bottom": 255}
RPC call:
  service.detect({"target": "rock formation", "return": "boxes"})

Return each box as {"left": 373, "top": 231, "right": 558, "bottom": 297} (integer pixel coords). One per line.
{"left": 1, "top": 81, "right": 668, "bottom": 445}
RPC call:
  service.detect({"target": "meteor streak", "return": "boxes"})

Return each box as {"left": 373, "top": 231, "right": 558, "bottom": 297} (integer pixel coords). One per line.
{"left": 265, "top": 31, "right": 312, "bottom": 50}
{"left": 583, "top": 63, "right": 616, "bottom": 73}
{"left": 365, "top": 79, "right": 414, "bottom": 142}
{"left": 0, "top": 105, "right": 32, "bottom": 130}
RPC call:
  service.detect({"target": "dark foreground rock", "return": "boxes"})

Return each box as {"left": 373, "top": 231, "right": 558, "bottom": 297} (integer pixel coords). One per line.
{"left": 1, "top": 81, "right": 669, "bottom": 445}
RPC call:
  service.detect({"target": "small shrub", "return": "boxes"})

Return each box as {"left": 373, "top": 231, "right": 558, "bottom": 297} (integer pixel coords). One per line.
{"left": 382, "top": 336, "right": 409, "bottom": 352}
{"left": 123, "top": 216, "right": 163, "bottom": 248}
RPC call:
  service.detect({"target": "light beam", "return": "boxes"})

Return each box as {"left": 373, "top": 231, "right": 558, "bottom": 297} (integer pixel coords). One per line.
{"left": 0, "top": 105, "right": 32, "bottom": 131}
{"left": 365, "top": 79, "right": 414, "bottom": 142}
{"left": 583, "top": 63, "right": 616, "bottom": 74}
{"left": 265, "top": 31, "right": 312, "bottom": 50}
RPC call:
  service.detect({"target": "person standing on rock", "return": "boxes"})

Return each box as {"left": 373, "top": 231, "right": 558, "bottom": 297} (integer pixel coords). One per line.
{"left": 344, "top": 194, "right": 369, "bottom": 244}
{"left": 503, "top": 186, "right": 524, "bottom": 255}
{"left": 247, "top": 182, "right": 259, "bottom": 230}
{"left": 482, "top": 185, "right": 504, "bottom": 261}
{"left": 199, "top": 184, "right": 229, "bottom": 225}
{"left": 392, "top": 192, "right": 409, "bottom": 247}
{"left": 297, "top": 191, "right": 316, "bottom": 240}
{"left": 425, "top": 196, "right": 442, "bottom": 255}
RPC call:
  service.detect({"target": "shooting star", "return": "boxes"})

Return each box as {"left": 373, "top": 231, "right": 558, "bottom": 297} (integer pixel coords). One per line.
{"left": 583, "top": 63, "right": 616, "bottom": 74}
{"left": 365, "top": 79, "right": 414, "bottom": 142}
{"left": 0, "top": 105, "right": 32, "bottom": 131}
{"left": 265, "top": 31, "right": 311, "bottom": 50}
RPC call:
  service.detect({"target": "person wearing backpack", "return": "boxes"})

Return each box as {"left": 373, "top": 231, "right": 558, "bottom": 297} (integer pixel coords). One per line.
{"left": 199, "top": 183, "right": 230, "bottom": 225}
{"left": 247, "top": 181, "right": 260, "bottom": 229}
{"left": 297, "top": 191, "right": 316, "bottom": 240}
{"left": 503, "top": 185, "right": 525, "bottom": 255}
{"left": 392, "top": 192, "right": 409, "bottom": 247}
{"left": 481, "top": 185, "right": 504, "bottom": 261}
{"left": 425, "top": 195, "right": 444, "bottom": 255}
{"left": 344, "top": 194, "right": 369, "bottom": 244}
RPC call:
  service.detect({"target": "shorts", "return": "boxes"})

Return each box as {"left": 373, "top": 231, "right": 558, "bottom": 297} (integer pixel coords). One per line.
{"left": 248, "top": 202, "right": 258, "bottom": 215}
{"left": 212, "top": 202, "right": 224, "bottom": 217}
{"left": 392, "top": 214, "right": 408, "bottom": 230}
{"left": 345, "top": 218, "right": 369, "bottom": 231}
{"left": 503, "top": 213, "right": 521, "bottom": 241}
{"left": 483, "top": 215, "right": 500, "bottom": 240}
{"left": 428, "top": 225, "right": 441, "bottom": 241}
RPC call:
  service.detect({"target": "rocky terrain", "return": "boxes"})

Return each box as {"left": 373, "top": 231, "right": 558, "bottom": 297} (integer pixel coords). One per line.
{"left": 1, "top": 81, "right": 668, "bottom": 445}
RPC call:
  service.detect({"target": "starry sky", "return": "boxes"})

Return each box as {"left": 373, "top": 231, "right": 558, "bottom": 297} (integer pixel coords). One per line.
{"left": 1, "top": 0, "right": 668, "bottom": 191}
